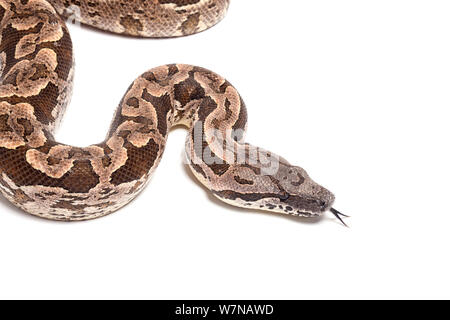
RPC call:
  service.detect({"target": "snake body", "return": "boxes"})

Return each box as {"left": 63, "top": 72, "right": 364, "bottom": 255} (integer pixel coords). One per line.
{"left": 0, "top": 0, "right": 340, "bottom": 222}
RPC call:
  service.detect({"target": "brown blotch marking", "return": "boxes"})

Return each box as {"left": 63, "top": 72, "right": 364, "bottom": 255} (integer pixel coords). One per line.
{"left": 167, "top": 64, "right": 179, "bottom": 77}
{"left": 193, "top": 96, "right": 231, "bottom": 176}
{"left": 196, "top": 95, "right": 217, "bottom": 122}
{"left": 0, "top": 4, "right": 6, "bottom": 22}
{"left": 158, "top": 0, "right": 201, "bottom": 6}
{"left": 101, "top": 156, "right": 111, "bottom": 168}
{"left": 219, "top": 82, "right": 229, "bottom": 93}
{"left": 87, "top": 11, "right": 101, "bottom": 18}
{"left": 180, "top": 13, "right": 200, "bottom": 35}
{"left": 141, "top": 89, "right": 172, "bottom": 136}
{"left": 0, "top": 175, "right": 7, "bottom": 188}
{"left": 94, "top": 201, "right": 115, "bottom": 209}
{"left": 126, "top": 97, "right": 139, "bottom": 108}
{"left": 110, "top": 139, "right": 160, "bottom": 186}
{"left": 13, "top": 189, "right": 32, "bottom": 204}
{"left": 98, "top": 190, "right": 118, "bottom": 200}
{"left": 0, "top": 114, "right": 13, "bottom": 132}
{"left": 234, "top": 176, "right": 254, "bottom": 185}
{"left": 3, "top": 69, "right": 19, "bottom": 86}
{"left": 268, "top": 175, "right": 289, "bottom": 199}
{"left": 60, "top": 160, "right": 100, "bottom": 193}
{"left": 208, "top": 159, "right": 229, "bottom": 176}
{"left": 101, "top": 145, "right": 112, "bottom": 168}
{"left": 117, "top": 129, "right": 131, "bottom": 140}
{"left": 61, "top": 194, "right": 89, "bottom": 201}
{"left": 190, "top": 162, "right": 207, "bottom": 179}
{"left": 100, "top": 187, "right": 112, "bottom": 194}
{"left": 29, "top": 63, "right": 50, "bottom": 81}
{"left": 47, "top": 156, "right": 61, "bottom": 166}
{"left": 141, "top": 72, "right": 164, "bottom": 86}
{"left": 43, "top": 191, "right": 57, "bottom": 196}
{"left": 17, "top": 118, "right": 34, "bottom": 136}
{"left": 27, "top": 82, "right": 60, "bottom": 125}
{"left": 291, "top": 173, "right": 305, "bottom": 187}
{"left": 69, "top": 147, "right": 92, "bottom": 158}
{"left": 104, "top": 145, "right": 113, "bottom": 155}
{"left": 174, "top": 75, "right": 206, "bottom": 107}
{"left": 123, "top": 115, "right": 154, "bottom": 129}
{"left": 120, "top": 15, "right": 143, "bottom": 35}
{"left": 52, "top": 200, "right": 88, "bottom": 211}
{"left": 214, "top": 190, "right": 280, "bottom": 203}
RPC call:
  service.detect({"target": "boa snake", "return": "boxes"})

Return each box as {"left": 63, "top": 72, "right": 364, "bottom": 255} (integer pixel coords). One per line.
{"left": 0, "top": 0, "right": 347, "bottom": 224}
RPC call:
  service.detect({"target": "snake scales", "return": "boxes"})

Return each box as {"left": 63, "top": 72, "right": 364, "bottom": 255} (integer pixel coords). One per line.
{"left": 0, "top": 0, "right": 346, "bottom": 224}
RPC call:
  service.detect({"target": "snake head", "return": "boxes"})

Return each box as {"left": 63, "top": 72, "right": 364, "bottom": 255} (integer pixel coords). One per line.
{"left": 272, "top": 164, "right": 335, "bottom": 217}
{"left": 214, "top": 160, "right": 336, "bottom": 219}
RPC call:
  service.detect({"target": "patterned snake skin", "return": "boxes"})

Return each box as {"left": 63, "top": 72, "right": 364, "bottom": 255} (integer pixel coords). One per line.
{"left": 0, "top": 0, "right": 346, "bottom": 224}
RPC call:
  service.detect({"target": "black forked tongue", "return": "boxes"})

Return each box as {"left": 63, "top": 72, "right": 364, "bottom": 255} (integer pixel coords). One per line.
{"left": 330, "top": 208, "right": 350, "bottom": 227}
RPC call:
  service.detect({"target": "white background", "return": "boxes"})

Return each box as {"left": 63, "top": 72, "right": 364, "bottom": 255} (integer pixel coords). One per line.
{"left": 0, "top": 0, "right": 449, "bottom": 299}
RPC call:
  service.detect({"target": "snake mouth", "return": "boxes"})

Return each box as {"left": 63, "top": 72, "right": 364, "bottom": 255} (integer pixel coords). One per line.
{"left": 287, "top": 197, "right": 349, "bottom": 227}
{"left": 319, "top": 200, "right": 330, "bottom": 212}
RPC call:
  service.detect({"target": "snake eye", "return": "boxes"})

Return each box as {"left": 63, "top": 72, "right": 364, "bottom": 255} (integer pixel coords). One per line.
{"left": 279, "top": 193, "right": 289, "bottom": 201}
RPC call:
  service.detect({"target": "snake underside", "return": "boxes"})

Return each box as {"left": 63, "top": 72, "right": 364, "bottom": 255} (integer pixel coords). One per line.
{"left": 0, "top": 0, "right": 338, "bottom": 222}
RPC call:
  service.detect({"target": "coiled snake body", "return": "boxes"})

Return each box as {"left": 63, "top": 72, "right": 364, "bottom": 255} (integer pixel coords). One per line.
{"left": 0, "top": 0, "right": 345, "bottom": 224}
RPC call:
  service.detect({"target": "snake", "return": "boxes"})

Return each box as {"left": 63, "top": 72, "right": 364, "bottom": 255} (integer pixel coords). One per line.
{"left": 0, "top": 0, "right": 348, "bottom": 225}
